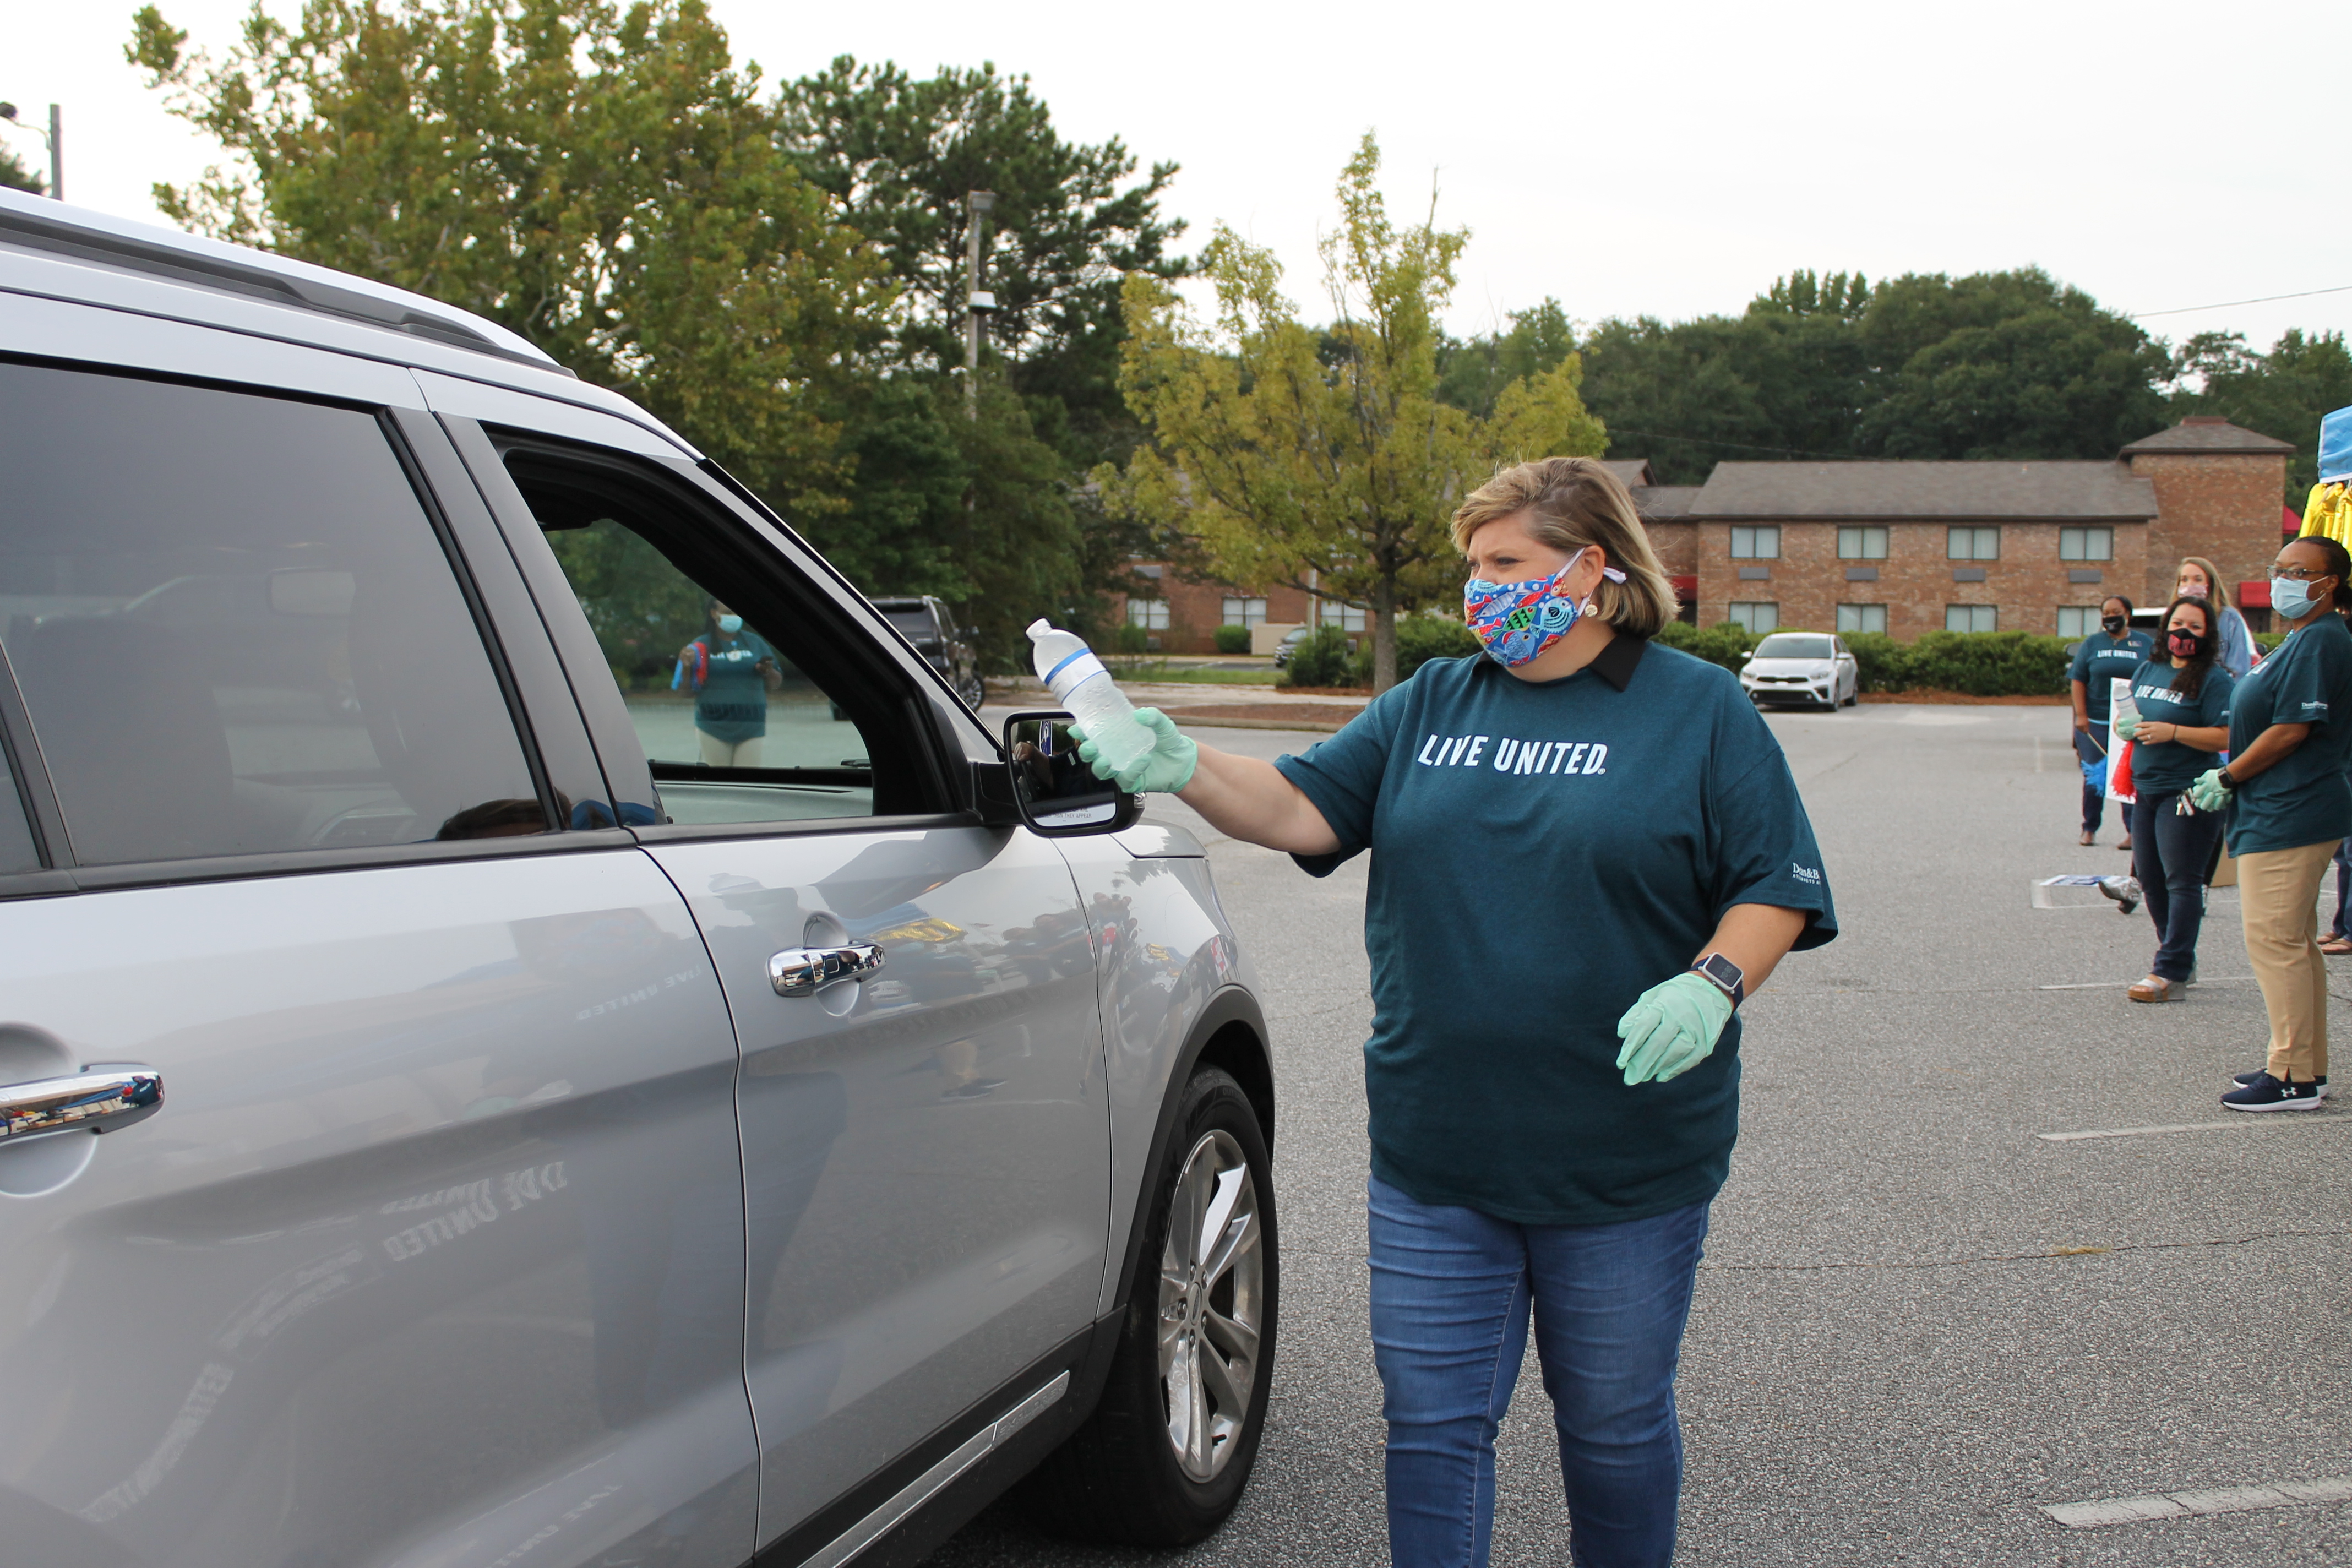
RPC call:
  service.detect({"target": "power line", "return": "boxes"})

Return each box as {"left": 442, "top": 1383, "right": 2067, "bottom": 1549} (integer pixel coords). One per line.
{"left": 2132, "top": 284, "right": 2352, "bottom": 319}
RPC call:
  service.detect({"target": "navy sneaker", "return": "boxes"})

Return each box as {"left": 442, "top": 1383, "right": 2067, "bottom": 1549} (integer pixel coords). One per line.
{"left": 2223, "top": 1072, "right": 2326, "bottom": 1111}
{"left": 2233, "top": 1069, "right": 2331, "bottom": 1098}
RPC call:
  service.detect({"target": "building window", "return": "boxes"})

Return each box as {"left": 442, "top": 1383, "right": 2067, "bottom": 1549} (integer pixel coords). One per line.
{"left": 1730, "top": 526, "right": 1780, "bottom": 560}
{"left": 1318, "top": 599, "right": 1366, "bottom": 632}
{"left": 1220, "top": 596, "right": 1268, "bottom": 628}
{"left": 1947, "top": 526, "right": 2000, "bottom": 561}
{"left": 1125, "top": 598, "right": 1169, "bottom": 630}
{"left": 1837, "top": 603, "right": 1888, "bottom": 634}
{"left": 1728, "top": 601, "right": 1779, "bottom": 633}
{"left": 2059, "top": 527, "right": 2113, "bottom": 562}
{"left": 2055, "top": 606, "right": 2104, "bottom": 639}
{"left": 1946, "top": 604, "right": 1997, "bottom": 633}
{"left": 1837, "top": 526, "right": 1887, "bottom": 560}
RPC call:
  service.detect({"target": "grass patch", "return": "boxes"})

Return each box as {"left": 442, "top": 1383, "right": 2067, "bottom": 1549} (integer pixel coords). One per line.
{"left": 1110, "top": 662, "right": 1283, "bottom": 685}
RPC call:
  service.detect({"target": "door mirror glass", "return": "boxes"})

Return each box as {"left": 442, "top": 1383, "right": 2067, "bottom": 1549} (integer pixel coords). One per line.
{"left": 1003, "top": 712, "right": 1133, "bottom": 836}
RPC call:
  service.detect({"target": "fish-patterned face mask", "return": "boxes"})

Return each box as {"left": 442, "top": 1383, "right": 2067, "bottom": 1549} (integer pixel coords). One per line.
{"left": 1463, "top": 548, "right": 1626, "bottom": 668}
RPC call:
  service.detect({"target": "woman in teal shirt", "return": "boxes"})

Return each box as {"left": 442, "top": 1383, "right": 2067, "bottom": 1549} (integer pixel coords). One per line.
{"left": 2069, "top": 596, "right": 2155, "bottom": 848}
{"left": 2111, "top": 597, "right": 2234, "bottom": 1001}
{"left": 2190, "top": 535, "right": 2352, "bottom": 1109}
{"left": 1073, "top": 458, "right": 1834, "bottom": 1567}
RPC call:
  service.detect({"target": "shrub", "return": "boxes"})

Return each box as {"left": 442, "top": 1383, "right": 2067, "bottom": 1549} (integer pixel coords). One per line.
{"left": 1842, "top": 631, "right": 1911, "bottom": 693}
{"left": 1394, "top": 616, "right": 1481, "bottom": 681}
{"left": 1278, "top": 626, "right": 1365, "bottom": 688}
{"left": 2254, "top": 630, "right": 2287, "bottom": 654}
{"left": 1654, "top": 620, "right": 1760, "bottom": 672}
{"left": 1112, "top": 623, "right": 1150, "bottom": 656}
{"left": 1213, "top": 623, "right": 1253, "bottom": 654}
{"left": 1893, "top": 630, "right": 2071, "bottom": 696}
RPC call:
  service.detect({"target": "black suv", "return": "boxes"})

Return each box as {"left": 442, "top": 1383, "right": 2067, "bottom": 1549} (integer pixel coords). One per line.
{"left": 874, "top": 594, "right": 984, "bottom": 709}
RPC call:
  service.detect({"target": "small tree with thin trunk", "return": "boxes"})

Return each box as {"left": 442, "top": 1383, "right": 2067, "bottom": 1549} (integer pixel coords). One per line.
{"left": 1099, "top": 133, "right": 1605, "bottom": 692}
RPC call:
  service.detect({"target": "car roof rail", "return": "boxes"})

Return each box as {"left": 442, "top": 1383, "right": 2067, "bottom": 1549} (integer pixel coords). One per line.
{"left": 0, "top": 188, "right": 568, "bottom": 376}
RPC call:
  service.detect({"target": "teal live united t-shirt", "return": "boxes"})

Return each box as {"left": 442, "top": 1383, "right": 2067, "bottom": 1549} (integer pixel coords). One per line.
{"left": 688, "top": 630, "right": 777, "bottom": 744}
{"left": 2124, "top": 659, "right": 2234, "bottom": 795}
{"left": 2225, "top": 612, "right": 2352, "bottom": 856}
{"left": 1273, "top": 637, "right": 1837, "bottom": 1227}
{"left": 2070, "top": 629, "right": 2155, "bottom": 720}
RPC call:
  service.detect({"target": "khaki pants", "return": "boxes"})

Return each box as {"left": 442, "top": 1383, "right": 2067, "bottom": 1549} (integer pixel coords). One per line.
{"left": 697, "top": 733, "right": 763, "bottom": 768}
{"left": 2237, "top": 839, "right": 2340, "bottom": 1084}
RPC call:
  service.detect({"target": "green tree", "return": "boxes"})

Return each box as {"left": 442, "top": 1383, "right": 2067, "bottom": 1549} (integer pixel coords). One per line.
{"left": 776, "top": 56, "right": 1187, "bottom": 471}
{"left": 127, "top": 0, "right": 890, "bottom": 519}
{"left": 0, "top": 143, "right": 43, "bottom": 195}
{"left": 2171, "top": 328, "right": 2352, "bottom": 498}
{"left": 1103, "top": 134, "right": 1605, "bottom": 693}
{"left": 1436, "top": 296, "right": 1577, "bottom": 419}
{"left": 1576, "top": 266, "right": 2169, "bottom": 482}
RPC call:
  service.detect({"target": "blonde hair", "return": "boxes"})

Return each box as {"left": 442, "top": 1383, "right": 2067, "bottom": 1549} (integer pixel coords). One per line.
{"left": 2175, "top": 556, "right": 2232, "bottom": 611}
{"left": 1450, "top": 457, "right": 1679, "bottom": 638}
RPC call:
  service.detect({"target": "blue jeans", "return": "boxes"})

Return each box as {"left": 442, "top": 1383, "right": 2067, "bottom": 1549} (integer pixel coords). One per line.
{"left": 2130, "top": 791, "right": 2226, "bottom": 982}
{"left": 1367, "top": 1176, "right": 1711, "bottom": 1568}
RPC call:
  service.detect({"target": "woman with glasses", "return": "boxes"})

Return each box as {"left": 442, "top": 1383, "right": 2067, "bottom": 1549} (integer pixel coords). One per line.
{"left": 2190, "top": 535, "right": 2352, "bottom": 1108}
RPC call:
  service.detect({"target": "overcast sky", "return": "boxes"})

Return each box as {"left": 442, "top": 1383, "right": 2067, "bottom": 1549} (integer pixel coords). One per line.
{"left": 12, "top": 0, "right": 2350, "bottom": 363}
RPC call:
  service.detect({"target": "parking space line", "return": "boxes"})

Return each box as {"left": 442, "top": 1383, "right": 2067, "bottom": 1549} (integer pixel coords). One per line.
{"left": 2039, "top": 1118, "right": 2346, "bottom": 1142}
{"left": 2044, "top": 1474, "right": 2352, "bottom": 1528}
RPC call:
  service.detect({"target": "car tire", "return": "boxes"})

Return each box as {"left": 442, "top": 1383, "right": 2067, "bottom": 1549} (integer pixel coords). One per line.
{"left": 1016, "top": 1065, "right": 1278, "bottom": 1545}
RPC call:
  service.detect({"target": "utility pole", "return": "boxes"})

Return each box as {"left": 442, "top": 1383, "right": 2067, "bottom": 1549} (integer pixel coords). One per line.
{"left": 964, "top": 190, "right": 995, "bottom": 421}
{"left": 0, "top": 102, "right": 61, "bottom": 199}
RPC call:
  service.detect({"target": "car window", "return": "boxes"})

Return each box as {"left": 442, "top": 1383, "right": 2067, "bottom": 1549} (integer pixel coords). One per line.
{"left": 1754, "top": 634, "right": 1834, "bottom": 659}
{"left": 0, "top": 363, "right": 547, "bottom": 867}
{"left": 505, "top": 456, "right": 896, "bottom": 826}
{"left": 880, "top": 605, "right": 939, "bottom": 645}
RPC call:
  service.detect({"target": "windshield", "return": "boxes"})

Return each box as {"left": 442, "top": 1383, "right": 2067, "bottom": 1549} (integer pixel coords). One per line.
{"left": 1754, "top": 634, "right": 1834, "bottom": 659}
{"left": 882, "top": 607, "right": 939, "bottom": 644}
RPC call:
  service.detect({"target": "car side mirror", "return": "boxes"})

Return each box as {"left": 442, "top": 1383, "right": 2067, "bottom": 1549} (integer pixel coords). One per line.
{"left": 1003, "top": 711, "right": 1143, "bottom": 837}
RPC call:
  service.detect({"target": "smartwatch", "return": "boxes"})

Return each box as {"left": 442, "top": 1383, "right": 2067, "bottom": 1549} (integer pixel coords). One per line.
{"left": 1691, "top": 952, "right": 1745, "bottom": 1007}
{"left": 2217, "top": 767, "right": 2239, "bottom": 792}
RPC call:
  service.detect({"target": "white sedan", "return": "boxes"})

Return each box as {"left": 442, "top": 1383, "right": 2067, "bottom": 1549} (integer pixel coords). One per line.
{"left": 1739, "top": 631, "right": 1860, "bottom": 710}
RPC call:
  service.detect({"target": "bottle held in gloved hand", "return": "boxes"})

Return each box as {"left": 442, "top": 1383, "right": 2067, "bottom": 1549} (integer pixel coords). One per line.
{"left": 1027, "top": 619, "right": 1152, "bottom": 776}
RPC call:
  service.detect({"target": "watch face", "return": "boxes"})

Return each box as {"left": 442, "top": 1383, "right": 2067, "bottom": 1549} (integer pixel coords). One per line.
{"left": 1697, "top": 953, "right": 1743, "bottom": 991}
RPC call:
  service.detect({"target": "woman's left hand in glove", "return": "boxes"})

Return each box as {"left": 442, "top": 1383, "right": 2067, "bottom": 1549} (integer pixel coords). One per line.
{"left": 1614, "top": 973, "right": 1734, "bottom": 1086}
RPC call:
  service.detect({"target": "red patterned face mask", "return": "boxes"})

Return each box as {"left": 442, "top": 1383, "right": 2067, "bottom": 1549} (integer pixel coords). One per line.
{"left": 2168, "top": 629, "right": 2206, "bottom": 660}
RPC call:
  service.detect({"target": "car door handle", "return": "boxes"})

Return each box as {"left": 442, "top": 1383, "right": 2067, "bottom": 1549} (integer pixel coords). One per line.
{"left": 0, "top": 1067, "right": 164, "bottom": 1141}
{"left": 768, "top": 943, "right": 885, "bottom": 998}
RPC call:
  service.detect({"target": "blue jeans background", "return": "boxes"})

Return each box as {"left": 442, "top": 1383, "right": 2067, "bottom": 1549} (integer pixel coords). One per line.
{"left": 1367, "top": 1176, "right": 1710, "bottom": 1568}
{"left": 2130, "top": 790, "right": 2226, "bottom": 982}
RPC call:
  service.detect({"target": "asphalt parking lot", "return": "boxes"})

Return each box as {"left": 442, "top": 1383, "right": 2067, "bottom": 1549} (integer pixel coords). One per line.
{"left": 933, "top": 699, "right": 2352, "bottom": 1566}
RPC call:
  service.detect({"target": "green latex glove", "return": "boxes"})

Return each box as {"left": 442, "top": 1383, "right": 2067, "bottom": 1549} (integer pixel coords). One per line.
{"left": 1615, "top": 972, "right": 1735, "bottom": 1087}
{"left": 1072, "top": 707, "right": 1198, "bottom": 794}
{"left": 2188, "top": 767, "right": 2231, "bottom": 812}
{"left": 2112, "top": 710, "right": 2140, "bottom": 741}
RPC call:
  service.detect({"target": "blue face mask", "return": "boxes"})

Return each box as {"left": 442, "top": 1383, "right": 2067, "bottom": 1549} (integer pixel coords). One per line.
{"left": 1463, "top": 550, "right": 1626, "bottom": 668}
{"left": 716, "top": 613, "right": 744, "bottom": 634}
{"left": 2271, "top": 577, "right": 2326, "bottom": 622}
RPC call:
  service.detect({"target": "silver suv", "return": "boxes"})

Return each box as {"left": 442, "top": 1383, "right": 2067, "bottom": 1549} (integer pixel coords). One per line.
{"left": 0, "top": 189, "right": 1277, "bottom": 1568}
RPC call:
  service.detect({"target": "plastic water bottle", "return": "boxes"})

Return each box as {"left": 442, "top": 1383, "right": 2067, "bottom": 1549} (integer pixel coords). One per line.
{"left": 1028, "top": 618, "right": 1153, "bottom": 776}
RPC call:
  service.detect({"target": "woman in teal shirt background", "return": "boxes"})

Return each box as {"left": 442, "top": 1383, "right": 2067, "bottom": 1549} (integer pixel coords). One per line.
{"left": 2190, "top": 535, "right": 2352, "bottom": 1109}
{"left": 2111, "top": 596, "right": 2234, "bottom": 1001}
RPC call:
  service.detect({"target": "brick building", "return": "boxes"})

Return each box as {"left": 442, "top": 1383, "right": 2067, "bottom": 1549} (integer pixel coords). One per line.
{"left": 1110, "top": 420, "right": 2295, "bottom": 650}
{"left": 1635, "top": 416, "right": 2292, "bottom": 639}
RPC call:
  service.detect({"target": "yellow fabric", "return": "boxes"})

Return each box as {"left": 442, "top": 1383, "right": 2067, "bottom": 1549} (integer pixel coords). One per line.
{"left": 2301, "top": 481, "right": 2352, "bottom": 547}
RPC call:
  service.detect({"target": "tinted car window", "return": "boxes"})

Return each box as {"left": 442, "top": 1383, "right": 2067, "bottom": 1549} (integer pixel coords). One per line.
{"left": 520, "top": 488, "right": 885, "bottom": 826}
{"left": 1754, "top": 634, "right": 1834, "bottom": 659}
{"left": 881, "top": 606, "right": 939, "bottom": 646}
{"left": 0, "top": 365, "right": 545, "bottom": 865}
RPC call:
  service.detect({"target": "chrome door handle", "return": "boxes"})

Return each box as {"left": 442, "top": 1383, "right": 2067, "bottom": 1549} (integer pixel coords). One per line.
{"left": 768, "top": 943, "right": 885, "bottom": 998}
{"left": 0, "top": 1068, "right": 164, "bottom": 1141}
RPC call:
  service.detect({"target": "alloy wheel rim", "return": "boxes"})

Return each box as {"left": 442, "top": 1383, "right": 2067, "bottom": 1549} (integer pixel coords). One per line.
{"left": 1156, "top": 1127, "right": 1264, "bottom": 1483}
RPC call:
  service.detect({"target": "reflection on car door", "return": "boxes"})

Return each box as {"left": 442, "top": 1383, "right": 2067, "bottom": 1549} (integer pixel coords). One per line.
{"left": 0, "top": 360, "right": 756, "bottom": 1568}
{"left": 437, "top": 412, "right": 1112, "bottom": 1553}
